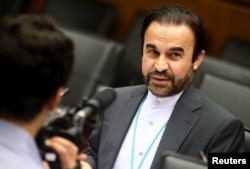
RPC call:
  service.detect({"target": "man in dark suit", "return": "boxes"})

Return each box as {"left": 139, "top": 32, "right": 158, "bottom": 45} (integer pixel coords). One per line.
{"left": 80, "top": 4, "right": 245, "bottom": 169}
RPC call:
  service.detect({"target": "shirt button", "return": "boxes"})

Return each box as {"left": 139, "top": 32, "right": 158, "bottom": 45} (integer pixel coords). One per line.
{"left": 155, "top": 99, "right": 160, "bottom": 105}
{"left": 139, "top": 152, "right": 143, "bottom": 156}
{"left": 149, "top": 121, "right": 154, "bottom": 126}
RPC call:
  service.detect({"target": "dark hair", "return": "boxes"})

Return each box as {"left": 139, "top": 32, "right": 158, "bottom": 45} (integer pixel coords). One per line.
{"left": 0, "top": 15, "right": 74, "bottom": 122}
{"left": 141, "top": 4, "right": 206, "bottom": 62}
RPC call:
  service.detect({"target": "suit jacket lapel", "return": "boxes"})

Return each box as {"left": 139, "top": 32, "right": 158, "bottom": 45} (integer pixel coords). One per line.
{"left": 99, "top": 85, "right": 147, "bottom": 169}
{"left": 150, "top": 85, "right": 202, "bottom": 169}
{"left": 99, "top": 85, "right": 202, "bottom": 169}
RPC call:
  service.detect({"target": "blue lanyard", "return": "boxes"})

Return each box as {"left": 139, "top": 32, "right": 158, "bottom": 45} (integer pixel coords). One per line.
{"left": 131, "top": 99, "right": 168, "bottom": 169}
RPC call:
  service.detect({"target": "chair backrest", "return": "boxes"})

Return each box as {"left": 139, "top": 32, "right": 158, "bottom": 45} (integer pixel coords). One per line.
{"left": 43, "top": 0, "right": 116, "bottom": 36}
{"left": 113, "top": 12, "right": 145, "bottom": 87}
{"left": 193, "top": 55, "right": 250, "bottom": 88}
{"left": 161, "top": 151, "right": 207, "bottom": 169}
{"left": 59, "top": 27, "right": 123, "bottom": 107}
{"left": 220, "top": 37, "right": 250, "bottom": 69}
{"left": 193, "top": 55, "right": 250, "bottom": 129}
{"left": 245, "top": 128, "right": 250, "bottom": 153}
{"left": 198, "top": 73, "right": 250, "bottom": 129}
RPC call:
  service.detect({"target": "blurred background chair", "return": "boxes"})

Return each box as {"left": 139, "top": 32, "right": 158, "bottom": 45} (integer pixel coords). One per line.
{"left": 113, "top": 12, "right": 145, "bottom": 87}
{"left": 193, "top": 55, "right": 250, "bottom": 129}
{"left": 0, "top": 0, "right": 23, "bottom": 17}
{"left": 193, "top": 55, "right": 250, "bottom": 88}
{"left": 43, "top": 0, "right": 116, "bottom": 37}
{"left": 59, "top": 27, "right": 123, "bottom": 107}
{"left": 220, "top": 37, "right": 250, "bottom": 69}
{"left": 244, "top": 128, "right": 250, "bottom": 153}
{"left": 197, "top": 73, "right": 250, "bottom": 129}
{"left": 161, "top": 151, "right": 207, "bottom": 169}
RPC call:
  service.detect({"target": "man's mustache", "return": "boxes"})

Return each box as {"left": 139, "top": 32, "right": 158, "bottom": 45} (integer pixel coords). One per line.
{"left": 148, "top": 70, "right": 174, "bottom": 80}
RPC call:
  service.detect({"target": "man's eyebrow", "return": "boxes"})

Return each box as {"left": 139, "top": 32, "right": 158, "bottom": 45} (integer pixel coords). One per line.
{"left": 169, "top": 47, "right": 184, "bottom": 53}
{"left": 145, "top": 43, "right": 157, "bottom": 49}
{"left": 145, "top": 44, "right": 185, "bottom": 54}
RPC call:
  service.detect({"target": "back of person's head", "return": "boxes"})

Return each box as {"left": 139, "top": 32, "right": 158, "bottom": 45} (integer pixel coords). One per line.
{"left": 141, "top": 4, "right": 206, "bottom": 62}
{"left": 0, "top": 15, "right": 74, "bottom": 122}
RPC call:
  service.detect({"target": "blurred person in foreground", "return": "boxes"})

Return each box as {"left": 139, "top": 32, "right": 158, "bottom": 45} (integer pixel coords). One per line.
{"left": 80, "top": 4, "right": 245, "bottom": 169}
{"left": 0, "top": 15, "right": 84, "bottom": 169}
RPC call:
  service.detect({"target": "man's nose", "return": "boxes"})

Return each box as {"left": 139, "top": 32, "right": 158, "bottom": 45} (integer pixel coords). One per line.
{"left": 154, "top": 57, "right": 169, "bottom": 72}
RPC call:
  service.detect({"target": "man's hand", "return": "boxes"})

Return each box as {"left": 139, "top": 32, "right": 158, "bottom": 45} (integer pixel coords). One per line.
{"left": 45, "top": 136, "right": 78, "bottom": 169}
{"left": 78, "top": 154, "right": 92, "bottom": 169}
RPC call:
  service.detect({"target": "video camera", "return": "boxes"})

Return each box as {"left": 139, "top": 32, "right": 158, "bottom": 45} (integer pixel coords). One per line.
{"left": 36, "top": 88, "right": 116, "bottom": 169}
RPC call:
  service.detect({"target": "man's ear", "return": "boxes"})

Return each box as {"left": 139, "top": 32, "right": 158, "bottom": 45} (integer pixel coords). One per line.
{"left": 46, "top": 87, "right": 64, "bottom": 111}
{"left": 193, "top": 50, "right": 205, "bottom": 71}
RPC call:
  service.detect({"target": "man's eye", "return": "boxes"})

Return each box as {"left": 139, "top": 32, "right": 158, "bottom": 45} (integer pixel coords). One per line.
{"left": 171, "top": 53, "right": 181, "bottom": 58}
{"left": 148, "top": 49, "right": 158, "bottom": 55}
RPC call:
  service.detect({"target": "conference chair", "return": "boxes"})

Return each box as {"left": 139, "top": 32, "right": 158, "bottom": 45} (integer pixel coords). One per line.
{"left": 59, "top": 27, "right": 123, "bottom": 107}
{"left": 161, "top": 151, "right": 207, "bottom": 169}
{"left": 220, "top": 37, "right": 250, "bottom": 69}
{"left": 43, "top": 0, "right": 116, "bottom": 37}
{"left": 245, "top": 128, "right": 250, "bottom": 153}
{"left": 193, "top": 55, "right": 250, "bottom": 88}
{"left": 113, "top": 12, "right": 146, "bottom": 87}
{"left": 197, "top": 73, "right": 250, "bottom": 129}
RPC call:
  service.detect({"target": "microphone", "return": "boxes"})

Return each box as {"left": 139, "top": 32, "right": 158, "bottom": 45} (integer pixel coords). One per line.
{"left": 74, "top": 88, "right": 116, "bottom": 121}
{"left": 37, "top": 88, "right": 116, "bottom": 169}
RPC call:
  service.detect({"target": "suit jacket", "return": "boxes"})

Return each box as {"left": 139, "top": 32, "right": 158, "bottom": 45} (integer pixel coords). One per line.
{"left": 84, "top": 84, "right": 244, "bottom": 169}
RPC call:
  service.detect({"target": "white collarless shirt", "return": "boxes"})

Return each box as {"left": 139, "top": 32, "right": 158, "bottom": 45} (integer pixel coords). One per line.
{"left": 113, "top": 90, "right": 182, "bottom": 169}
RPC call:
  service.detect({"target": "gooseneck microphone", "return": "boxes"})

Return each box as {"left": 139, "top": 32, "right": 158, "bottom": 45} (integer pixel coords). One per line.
{"left": 74, "top": 88, "right": 117, "bottom": 121}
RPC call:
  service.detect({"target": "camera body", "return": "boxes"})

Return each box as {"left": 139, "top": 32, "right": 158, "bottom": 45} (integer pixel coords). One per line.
{"left": 36, "top": 105, "right": 84, "bottom": 169}
{"left": 36, "top": 87, "right": 116, "bottom": 169}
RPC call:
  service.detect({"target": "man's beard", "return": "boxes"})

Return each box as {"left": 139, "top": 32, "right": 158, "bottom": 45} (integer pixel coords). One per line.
{"left": 143, "top": 65, "right": 194, "bottom": 97}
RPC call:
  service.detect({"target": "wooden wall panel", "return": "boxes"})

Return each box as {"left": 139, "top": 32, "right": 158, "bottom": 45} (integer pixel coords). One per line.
{"left": 95, "top": 0, "right": 250, "bottom": 56}
{"left": 20, "top": 0, "right": 47, "bottom": 14}
{"left": 21, "top": 0, "right": 250, "bottom": 56}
